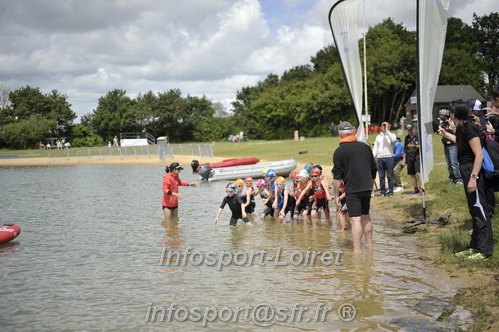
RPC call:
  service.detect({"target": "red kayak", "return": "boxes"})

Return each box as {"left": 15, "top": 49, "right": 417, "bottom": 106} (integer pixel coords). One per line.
{"left": 198, "top": 158, "right": 260, "bottom": 170}
{"left": 0, "top": 224, "right": 21, "bottom": 244}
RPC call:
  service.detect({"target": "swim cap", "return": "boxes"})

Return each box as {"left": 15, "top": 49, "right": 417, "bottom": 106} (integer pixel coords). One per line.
{"left": 256, "top": 179, "right": 265, "bottom": 187}
{"left": 304, "top": 164, "right": 313, "bottom": 173}
{"left": 244, "top": 176, "right": 253, "bottom": 183}
{"left": 290, "top": 171, "right": 299, "bottom": 180}
{"left": 298, "top": 169, "right": 309, "bottom": 178}
{"left": 311, "top": 167, "right": 322, "bottom": 176}
{"left": 235, "top": 178, "right": 244, "bottom": 186}
{"left": 276, "top": 176, "right": 285, "bottom": 184}
{"left": 262, "top": 166, "right": 270, "bottom": 175}
{"left": 226, "top": 182, "right": 236, "bottom": 189}
{"left": 266, "top": 169, "right": 276, "bottom": 178}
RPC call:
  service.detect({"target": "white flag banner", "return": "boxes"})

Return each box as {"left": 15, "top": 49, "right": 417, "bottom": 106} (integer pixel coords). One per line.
{"left": 328, "top": 0, "right": 365, "bottom": 141}
{"left": 418, "top": 0, "right": 450, "bottom": 183}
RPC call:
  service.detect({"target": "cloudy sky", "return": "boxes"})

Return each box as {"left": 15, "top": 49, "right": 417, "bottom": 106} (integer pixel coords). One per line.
{"left": 0, "top": 0, "right": 496, "bottom": 119}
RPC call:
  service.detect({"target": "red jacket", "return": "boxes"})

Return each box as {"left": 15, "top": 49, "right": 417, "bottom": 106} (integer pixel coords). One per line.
{"left": 162, "top": 172, "right": 189, "bottom": 207}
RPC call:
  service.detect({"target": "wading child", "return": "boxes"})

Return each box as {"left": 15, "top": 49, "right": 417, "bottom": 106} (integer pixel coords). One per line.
{"left": 336, "top": 180, "right": 349, "bottom": 230}
{"left": 214, "top": 183, "right": 251, "bottom": 226}
{"left": 298, "top": 167, "right": 331, "bottom": 226}
{"left": 243, "top": 177, "right": 256, "bottom": 214}
{"left": 273, "top": 176, "right": 295, "bottom": 223}
{"left": 294, "top": 169, "right": 313, "bottom": 225}
{"left": 261, "top": 169, "right": 277, "bottom": 220}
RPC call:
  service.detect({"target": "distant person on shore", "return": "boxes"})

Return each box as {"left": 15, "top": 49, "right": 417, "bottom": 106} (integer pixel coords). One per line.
{"left": 162, "top": 162, "right": 197, "bottom": 220}
{"left": 333, "top": 121, "right": 377, "bottom": 253}
{"left": 372, "top": 121, "right": 397, "bottom": 197}
{"left": 392, "top": 137, "right": 405, "bottom": 192}
{"left": 113, "top": 136, "right": 119, "bottom": 146}
{"left": 214, "top": 183, "right": 251, "bottom": 226}
{"left": 404, "top": 124, "right": 422, "bottom": 195}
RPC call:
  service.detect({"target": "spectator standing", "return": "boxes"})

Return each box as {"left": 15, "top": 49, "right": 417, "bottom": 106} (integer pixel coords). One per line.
{"left": 113, "top": 136, "right": 119, "bottom": 146}
{"left": 372, "top": 122, "right": 397, "bottom": 197}
{"left": 333, "top": 121, "right": 377, "bottom": 253}
{"left": 438, "top": 103, "right": 493, "bottom": 260}
{"left": 393, "top": 137, "right": 405, "bottom": 192}
{"left": 404, "top": 124, "right": 422, "bottom": 195}
{"left": 437, "top": 109, "right": 463, "bottom": 185}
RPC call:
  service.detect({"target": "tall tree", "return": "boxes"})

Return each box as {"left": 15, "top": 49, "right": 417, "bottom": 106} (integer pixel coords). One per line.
{"left": 91, "top": 89, "right": 134, "bottom": 141}
{"left": 364, "top": 19, "right": 416, "bottom": 124}
{"left": 472, "top": 12, "right": 499, "bottom": 94}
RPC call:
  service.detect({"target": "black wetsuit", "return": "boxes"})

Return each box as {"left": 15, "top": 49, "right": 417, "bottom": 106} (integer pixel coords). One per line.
{"left": 220, "top": 195, "right": 249, "bottom": 226}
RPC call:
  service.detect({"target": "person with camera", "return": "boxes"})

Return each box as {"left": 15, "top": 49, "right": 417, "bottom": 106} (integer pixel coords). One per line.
{"left": 372, "top": 122, "right": 397, "bottom": 197}
{"left": 438, "top": 102, "right": 493, "bottom": 260}
{"left": 436, "top": 109, "right": 463, "bottom": 185}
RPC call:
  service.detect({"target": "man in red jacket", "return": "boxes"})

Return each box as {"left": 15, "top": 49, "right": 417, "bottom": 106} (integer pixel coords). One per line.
{"left": 162, "top": 162, "right": 197, "bottom": 220}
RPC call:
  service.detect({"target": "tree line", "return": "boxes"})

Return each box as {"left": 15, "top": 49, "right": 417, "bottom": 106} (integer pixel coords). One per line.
{"left": 0, "top": 14, "right": 497, "bottom": 148}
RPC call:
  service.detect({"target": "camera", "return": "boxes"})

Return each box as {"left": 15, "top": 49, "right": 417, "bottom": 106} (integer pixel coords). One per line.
{"left": 439, "top": 121, "right": 448, "bottom": 129}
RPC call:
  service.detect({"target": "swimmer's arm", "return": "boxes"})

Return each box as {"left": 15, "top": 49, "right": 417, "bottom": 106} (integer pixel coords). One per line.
{"left": 214, "top": 207, "right": 223, "bottom": 224}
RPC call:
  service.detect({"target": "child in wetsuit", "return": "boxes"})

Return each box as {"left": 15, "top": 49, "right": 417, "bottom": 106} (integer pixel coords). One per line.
{"left": 214, "top": 182, "right": 251, "bottom": 226}
{"left": 336, "top": 180, "right": 349, "bottom": 230}
{"left": 273, "top": 176, "right": 295, "bottom": 223}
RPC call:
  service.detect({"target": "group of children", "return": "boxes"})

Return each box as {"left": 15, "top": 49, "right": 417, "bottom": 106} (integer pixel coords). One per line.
{"left": 214, "top": 164, "right": 350, "bottom": 229}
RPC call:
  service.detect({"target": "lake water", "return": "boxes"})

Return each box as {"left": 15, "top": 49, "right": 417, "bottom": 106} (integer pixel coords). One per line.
{"left": 0, "top": 165, "right": 466, "bottom": 331}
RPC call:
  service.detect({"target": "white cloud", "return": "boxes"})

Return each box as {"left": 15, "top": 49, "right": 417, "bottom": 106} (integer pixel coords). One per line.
{"left": 0, "top": 0, "right": 496, "bottom": 118}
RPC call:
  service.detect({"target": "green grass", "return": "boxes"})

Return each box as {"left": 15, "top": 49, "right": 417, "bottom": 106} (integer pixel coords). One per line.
{"left": 212, "top": 136, "right": 341, "bottom": 167}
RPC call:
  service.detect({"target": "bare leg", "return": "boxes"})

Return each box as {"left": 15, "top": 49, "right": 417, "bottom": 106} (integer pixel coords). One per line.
{"left": 325, "top": 212, "right": 332, "bottom": 226}
{"left": 337, "top": 210, "right": 347, "bottom": 230}
{"left": 164, "top": 207, "right": 179, "bottom": 220}
{"left": 311, "top": 210, "right": 318, "bottom": 227}
{"left": 361, "top": 214, "right": 373, "bottom": 250}
{"left": 350, "top": 216, "right": 363, "bottom": 253}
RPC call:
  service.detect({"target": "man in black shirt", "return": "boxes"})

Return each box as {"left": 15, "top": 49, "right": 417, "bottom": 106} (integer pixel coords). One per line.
{"left": 332, "top": 122, "right": 377, "bottom": 253}
{"left": 214, "top": 183, "right": 251, "bottom": 226}
{"left": 404, "top": 124, "right": 422, "bottom": 195}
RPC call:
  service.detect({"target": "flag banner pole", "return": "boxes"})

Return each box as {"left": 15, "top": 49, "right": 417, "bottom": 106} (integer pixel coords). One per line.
{"left": 328, "top": 0, "right": 365, "bottom": 141}
{"left": 404, "top": 0, "right": 449, "bottom": 229}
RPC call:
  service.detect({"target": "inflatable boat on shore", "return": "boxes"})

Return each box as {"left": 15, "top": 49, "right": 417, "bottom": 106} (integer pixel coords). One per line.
{"left": 197, "top": 158, "right": 260, "bottom": 170}
{"left": 199, "top": 159, "right": 297, "bottom": 181}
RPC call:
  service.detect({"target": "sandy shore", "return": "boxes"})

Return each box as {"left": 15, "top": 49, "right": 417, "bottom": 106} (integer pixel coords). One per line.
{"left": 0, "top": 155, "right": 228, "bottom": 167}
{"left": 0, "top": 155, "right": 327, "bottom": 173}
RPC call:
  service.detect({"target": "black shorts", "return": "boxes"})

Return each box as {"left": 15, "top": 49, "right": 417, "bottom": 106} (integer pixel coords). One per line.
{"left": 345, "top": 191, "right": 371, "bottom": 217}
{"left": 229, "top": 217, "right": 250, "bottom": 226}
{"left": 294, "top": 199, "right": 312, "bottom": 215}
{"left": 262, "top": 206, "right": 274, "bottom": 216}
{"left": 162, "top": 206, "right": 178, "bottom": 211}
{"left": 406, "top": 157, "right": 420, "bottom": 175}
{"left": 312, "top": 197, "right": 330, "bottom": 215}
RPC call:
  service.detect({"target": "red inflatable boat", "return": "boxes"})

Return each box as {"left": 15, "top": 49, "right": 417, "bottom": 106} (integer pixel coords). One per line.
{"left": 198, "top": 158, "right": 260, "bottom": 170}
{"left": 0, "top": 224, "right": 21, "bottom": 244}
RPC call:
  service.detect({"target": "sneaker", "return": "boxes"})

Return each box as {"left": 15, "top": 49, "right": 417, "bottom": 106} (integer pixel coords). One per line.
{"left": 388, "top": 193, "right": 394, "bottom": 197}
{"left": 465, "top": 252, "right": 488, "bottom": 260}
{"left": 409, "top": 190, "right": 419, "bottom": 196}
{"left": 455, "top": 179, "right": 463, "bottom": 185}
{"left": 455, "top": 248, "right": 474, "bottom": 257}
{"left": 449, "top": 179, "right": 455, "bottom": 184}
{"left": 393, "top": 187, "right": 404, "bottom": 192}
{"left": 380, "top": 193, "right": 386, "bottom": 197}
